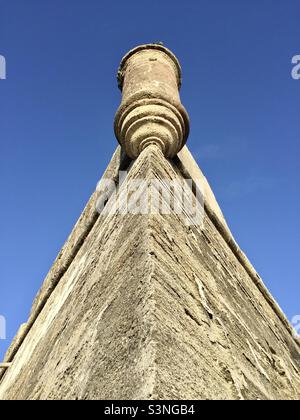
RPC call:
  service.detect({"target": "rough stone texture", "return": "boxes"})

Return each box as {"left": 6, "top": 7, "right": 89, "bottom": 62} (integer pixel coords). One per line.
{"left": 0, "top": 145, "right": 299, "bottom": 400}
{"left": 1, "top": 147, "right": 129, "bottom": 366}
{"left": 177, "top": 147, "right": 229, "bottom": 230}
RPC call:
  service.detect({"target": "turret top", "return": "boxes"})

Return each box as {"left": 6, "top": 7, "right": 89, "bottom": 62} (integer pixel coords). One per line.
{"left": 117, "top": 43, "right": 182, "bottom": 91}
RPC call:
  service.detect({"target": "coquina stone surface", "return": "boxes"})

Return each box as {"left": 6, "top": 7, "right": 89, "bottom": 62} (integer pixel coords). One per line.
{"left": 0, "top": 44, "right": 299, "bottom": 400}
{"left": 114, "top": 44, "right": 189, "bottom": 159}
{"left": 0, "top": 144, "right": 299, "bottom": 400}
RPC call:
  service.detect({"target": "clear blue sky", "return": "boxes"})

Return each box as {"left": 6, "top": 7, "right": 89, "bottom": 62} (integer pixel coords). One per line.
{"left": 0, "top": 0, "right": 299, "bottom": 360}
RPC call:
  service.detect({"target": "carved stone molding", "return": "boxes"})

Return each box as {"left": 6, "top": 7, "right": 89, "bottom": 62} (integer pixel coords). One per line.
{"left": 114, "top": 44, "right": 190, "bottom": 159}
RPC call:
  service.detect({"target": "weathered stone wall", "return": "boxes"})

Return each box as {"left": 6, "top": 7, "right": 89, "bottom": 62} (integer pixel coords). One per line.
{"left": 0, "top": 145, "right": 299, "bottom": 400}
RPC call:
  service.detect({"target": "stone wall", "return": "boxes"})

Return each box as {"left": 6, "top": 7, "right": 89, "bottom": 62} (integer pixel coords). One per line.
{"left": 0, "top": 145, "right": 299, "bottom": 400}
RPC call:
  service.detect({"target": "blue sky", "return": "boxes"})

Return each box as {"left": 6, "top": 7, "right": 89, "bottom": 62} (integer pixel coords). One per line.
{"left": 0, "top": 0, "right": 299, "bottom": 360}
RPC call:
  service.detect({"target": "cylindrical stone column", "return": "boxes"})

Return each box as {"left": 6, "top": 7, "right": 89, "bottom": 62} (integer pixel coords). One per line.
{"left": 114, "top": 44, "right": 190, "bottom": 159}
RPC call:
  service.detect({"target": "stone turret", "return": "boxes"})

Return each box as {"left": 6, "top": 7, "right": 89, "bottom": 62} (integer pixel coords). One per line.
{"left": 0, "top": 45, "right": 299, "bottom": 400}
{"left": 114, "top": 44, "right": 189, "bottom": 158}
